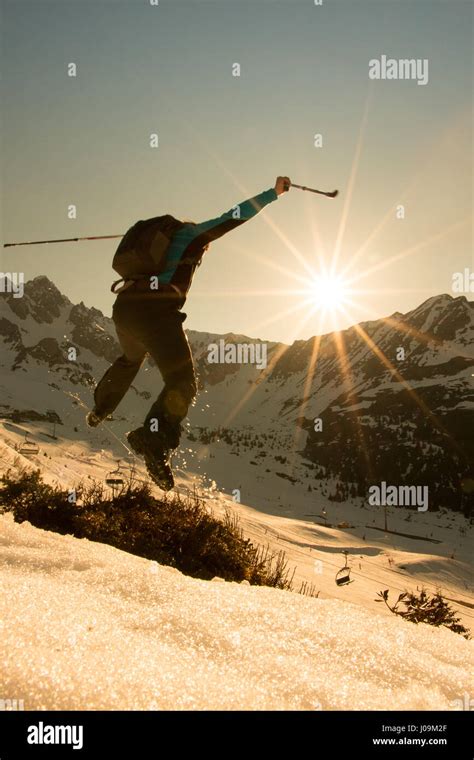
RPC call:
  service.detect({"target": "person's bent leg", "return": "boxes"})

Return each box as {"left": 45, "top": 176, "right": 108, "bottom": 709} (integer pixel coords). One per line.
{"left": 143, "top": 311, "right": 197, "bottom": 451}
{"left": 93, "top": 325, "right": 147, "bottom": 419}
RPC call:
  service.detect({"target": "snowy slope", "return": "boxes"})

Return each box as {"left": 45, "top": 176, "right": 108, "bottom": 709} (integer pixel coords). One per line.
{"left": 1, "top": 427, "right": 472, "bottom": 633}
{"left": 1, "top": 513, "right": 472, "bottom": 711}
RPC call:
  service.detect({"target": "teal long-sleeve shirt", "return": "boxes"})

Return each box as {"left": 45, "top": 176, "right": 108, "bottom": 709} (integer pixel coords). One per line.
{"left": 160, "top": 187, "right": 278, "bottom": 294}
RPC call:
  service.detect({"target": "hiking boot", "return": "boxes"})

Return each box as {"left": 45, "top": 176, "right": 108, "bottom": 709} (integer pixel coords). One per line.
{"left": 86, "top": 409, "right": 106, "bottom": 428}
{"left": 126, "top": 427, "right": 174, "bottom": 492}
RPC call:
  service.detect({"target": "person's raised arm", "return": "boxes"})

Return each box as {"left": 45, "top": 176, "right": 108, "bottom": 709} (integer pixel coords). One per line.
{"left": 193, "top": 176, "right": 291, "bottom": 245}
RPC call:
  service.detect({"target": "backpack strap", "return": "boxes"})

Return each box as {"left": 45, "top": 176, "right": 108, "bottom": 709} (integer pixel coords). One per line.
{"left": 111, "top": 276, "right": 184, "bottom": 297}
{"left": 111, "top": 278, "right": 138, "bottom": 294}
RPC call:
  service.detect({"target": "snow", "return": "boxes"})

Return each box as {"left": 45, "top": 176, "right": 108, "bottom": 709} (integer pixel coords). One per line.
{"left": 0, "top": 514, "right": 472, "bottom": 711}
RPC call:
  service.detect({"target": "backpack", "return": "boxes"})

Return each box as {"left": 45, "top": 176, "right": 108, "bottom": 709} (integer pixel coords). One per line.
{"left": 111, "top": 215, "right": 185, "bottom": 289}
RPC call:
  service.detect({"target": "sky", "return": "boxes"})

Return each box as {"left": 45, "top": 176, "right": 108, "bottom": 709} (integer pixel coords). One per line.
{"left": 1, "top": 0, "right": 472, "bottom": 344}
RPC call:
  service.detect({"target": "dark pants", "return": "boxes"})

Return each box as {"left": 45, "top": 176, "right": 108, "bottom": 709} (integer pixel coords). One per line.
{"left": 93, "top": 290, "right": 197, "bottom": 450}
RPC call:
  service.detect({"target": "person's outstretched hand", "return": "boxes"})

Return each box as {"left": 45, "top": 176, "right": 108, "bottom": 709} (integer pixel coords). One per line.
{"left": 274, "top": 176, "right": 291, "bottom": 195}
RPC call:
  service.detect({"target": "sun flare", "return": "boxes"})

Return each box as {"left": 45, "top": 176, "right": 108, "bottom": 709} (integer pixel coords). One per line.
{"left": 308, "top": 274, "right": 349, "bottom": 311}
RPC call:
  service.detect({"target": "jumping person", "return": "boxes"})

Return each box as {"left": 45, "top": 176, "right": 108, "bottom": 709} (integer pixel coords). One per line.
{"left": 88, "top": 176, "right": 291, "bottom": 489}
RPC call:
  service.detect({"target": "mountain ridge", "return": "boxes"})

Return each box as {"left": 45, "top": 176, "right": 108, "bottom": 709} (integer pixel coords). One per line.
{"left": 1, "top": 275, "right": 472, "bottom": 514}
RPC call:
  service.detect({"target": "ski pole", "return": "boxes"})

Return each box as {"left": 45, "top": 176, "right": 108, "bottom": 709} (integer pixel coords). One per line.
{"left": 3, "top": 234, "right": 124, "bottom": 248}
{"left": 3, "top": 184, "right": 339, "bottom": 247}
{"left": 290, "top": 183, "right": 339, "bottom": 198}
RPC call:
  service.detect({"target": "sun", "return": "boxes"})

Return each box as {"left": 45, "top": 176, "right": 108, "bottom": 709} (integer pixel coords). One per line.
{"left": 308, "top": 274, "right": 349, "bottom": 311}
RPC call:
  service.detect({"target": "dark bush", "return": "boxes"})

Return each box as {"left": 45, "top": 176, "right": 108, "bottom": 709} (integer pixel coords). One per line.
{"left": 0, "top": 468, "right": 294, "bottom": 589}
{"left": 375, "top": 587, "right": 470, "bottom": 639}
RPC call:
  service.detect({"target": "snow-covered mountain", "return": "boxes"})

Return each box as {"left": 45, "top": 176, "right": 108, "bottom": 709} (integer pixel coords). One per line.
{"left": 1, "top": 275, "right": 472, "bottom": 514}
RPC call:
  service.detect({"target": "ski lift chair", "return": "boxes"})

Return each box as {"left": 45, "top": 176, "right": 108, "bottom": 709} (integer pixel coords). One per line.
{"left": 105, "top": 461, "right": 125, "bottom": 494}
{"left": 335, "top": 551, "right": 352, "bottom": 586}
{"left": 19, "top": 435, "right": 39, "bottom": 456}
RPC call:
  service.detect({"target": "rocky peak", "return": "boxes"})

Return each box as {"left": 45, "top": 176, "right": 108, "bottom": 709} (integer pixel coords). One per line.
{"left": 5, "top": 275, "right": 70, "bottom": 324}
